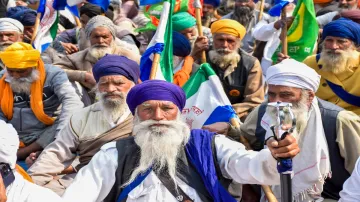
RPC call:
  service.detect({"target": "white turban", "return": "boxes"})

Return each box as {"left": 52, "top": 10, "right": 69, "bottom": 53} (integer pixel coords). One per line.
{"left": 0, "top": 18, "right": 24, "bottom": 33}
{"left": 85, "top": 15, "right": 116, "bottom": 39}
{"left": 266, "top": 59, "right": 321, "bottom": 92}
{"left": 0, "top": 120, "right": 19, "bottom": 169}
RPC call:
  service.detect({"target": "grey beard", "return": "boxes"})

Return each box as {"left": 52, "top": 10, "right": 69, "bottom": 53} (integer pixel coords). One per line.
{"left": 0, "top": 42, "right": 14, "bottom": 52}
{"left": 6, "top": 69, "right": 39, "bottom": 94}
{"left": 232, "top": 6, "right": 254, "bottom": 28}
{"left": 96, "top": 91, "right": 127, "bottom": 123}
{"left": 89, "top": 42, "right": 115, "bottom": 60}
{"left": 123, "top": 112, "right": 190, "bottom": 188}
{"left": 209, "top": 49, "right": 241, "bottom": 77}
{"left": 320, "top": 44, "right": 359, "bottom": 74}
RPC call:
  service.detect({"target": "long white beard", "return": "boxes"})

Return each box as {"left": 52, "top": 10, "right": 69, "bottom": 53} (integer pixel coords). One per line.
{"left": 320, "top": 45, "right": 359, "bottom": 74}
{"left": 6, "top": 69, "right": 39, "bottom": 94}
{"left": 209, "top": 48, "right": 241, "bottom": 77}
{"left": 123, "top": 113, "right": 191, "bottom": 187}
{"left": 0, "top": 42, "right": 14, "bottom": 52}
{"left": 89, "top": 42, "right": 116, "bottom": 60}
{"left": 96, "top": 91, "right": 127, "bottom": 123}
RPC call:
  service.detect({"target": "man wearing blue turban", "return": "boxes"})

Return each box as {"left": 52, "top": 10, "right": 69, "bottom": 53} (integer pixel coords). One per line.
{"left": 202, "top": 0, "right": 220, "bottom": 27}
{"left": 62, "top": 79, "right": 300, "bottom": 202}
{"left": 7, "top": 6, "right": 37, "bottom": 43}
{"left": 28, "top": 55, "right": 139, "bottom": 195}
{"left": 303, "top": 17, "right": 360, "bottom": 115}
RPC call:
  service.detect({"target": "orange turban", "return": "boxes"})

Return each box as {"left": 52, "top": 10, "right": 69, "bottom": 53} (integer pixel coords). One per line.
{"left": 313, "top": 0, "right": 333, "bottom": 4}
{"left": 0, "top": 42, "right": 55, "bottom": 125}
{"left": 210, "top": 19, "right": 246, "bottom": 40}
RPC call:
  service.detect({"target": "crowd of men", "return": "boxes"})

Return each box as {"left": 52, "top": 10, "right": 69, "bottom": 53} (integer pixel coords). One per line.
{"left": 0, "top": 0, "right": 360, "bottom": 201}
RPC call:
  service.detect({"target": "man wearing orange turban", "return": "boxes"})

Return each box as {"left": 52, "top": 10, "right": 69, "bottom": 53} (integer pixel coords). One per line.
{"left": 191, "top": 19, "right": 264, "bottom": 121}
{"left": 0, "top": 42, "right": 83, "bottom": 160}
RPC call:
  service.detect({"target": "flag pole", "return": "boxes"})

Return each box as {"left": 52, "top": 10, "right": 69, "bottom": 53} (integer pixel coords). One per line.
{"left": 280, "top": 7, "right": 288, "bottom": 55}
{"left": 194, "top": 0, "right": 207, "bottom": 64}
{"left": 149, "top": 53, "right": 161, "bottom": 79}
{"left": 74, "top": 16, "right": 82, "bottom": 28}
{"left": 258, "top": 0, "right": 265, "bottom": 20}
{"left": 31, "top": 13, "right": 42, "bottom": 44}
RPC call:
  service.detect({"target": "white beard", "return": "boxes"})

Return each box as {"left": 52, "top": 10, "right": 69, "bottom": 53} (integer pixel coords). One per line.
{"left": 320, "top": 45, "right": 359, "bottom": 74}
{"left": 96, "top": 90, "right": 127, "bottom": 123}
{"left": 123, "top": 113, "right": 191, "bottom": 187}
{"left": 0, "top": 42, "right": 14, "bottom": 52}
{"left": 6, "top": 69, "right": 39, "bottom": 94}
{"left": 209, "top": 48, "right": 241, "bottom": 77}
{"left": 89, "top": 42, "right": 116, "bottom": 60}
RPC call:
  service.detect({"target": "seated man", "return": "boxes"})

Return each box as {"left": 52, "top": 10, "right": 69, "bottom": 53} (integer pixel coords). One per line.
{"left": 0, "top": 120, "right": 62, "bottom": 202}
{"left": 62, "top": 80, "right": 299, "bottom": 202}
{"left": 205, "top": 59, "right": 360, "bottom": 201}
{"left": 6, "top": 6, "right": 37, "bottom": 43}
{"left": 54, "top": 15, "right": 140, "bottom": 105}
{"left": 27, "top": 55, "right": 139, "bottom": 195}
{"left": 0, "top": 18, "right": 24, "bottom": 69}
{"left": 0, "top": 42, "right": 84, "bottom": 160}
{"left": 193, "top": 19, "right": 264, "bottom": 121}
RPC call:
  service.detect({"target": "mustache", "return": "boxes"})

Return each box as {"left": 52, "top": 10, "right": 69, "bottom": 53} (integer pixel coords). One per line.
{"left": 0, "top": 42, "right": 14, "bottom": 47}
{"left": 99, "top": 91, "right": 125, "bottom": 99}
{"left": 216, "top": 48, "right": 232, "bottom": 54}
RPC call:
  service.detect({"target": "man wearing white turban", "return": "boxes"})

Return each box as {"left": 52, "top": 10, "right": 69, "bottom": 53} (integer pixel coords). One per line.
{"left": 0, "top": 120, "right": 62, "bottom": 202}
{"left": 204, "top": 59, "right": 360, "bottom": 202}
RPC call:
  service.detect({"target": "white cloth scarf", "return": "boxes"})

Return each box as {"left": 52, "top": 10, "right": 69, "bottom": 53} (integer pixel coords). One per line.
{"left": 261, "top": 98, "right": 331, "bottom": 202}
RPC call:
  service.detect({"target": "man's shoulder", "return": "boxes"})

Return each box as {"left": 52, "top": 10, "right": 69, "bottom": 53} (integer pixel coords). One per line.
{"left": 303, "top": 54, "right": 318, "bottom": 68}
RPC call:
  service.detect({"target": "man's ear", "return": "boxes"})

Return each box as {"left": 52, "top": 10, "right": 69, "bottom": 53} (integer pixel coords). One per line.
{"left": 308, "top": 90, "right": 315, "bottom": 104}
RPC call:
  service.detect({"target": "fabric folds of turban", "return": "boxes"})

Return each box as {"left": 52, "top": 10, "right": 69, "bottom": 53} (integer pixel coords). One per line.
{"left": 0, "top": 18, "right": 24, "bottom": 33}
{"left": 204, "top": 0, "right": 220, "bottom": 7}
{"left": 313, "top": 0, "right": 332, "bottom": 3}
{"left": 333, "top": 10, "right": 360, "bottom": 24}
{"left": 322, "top": 17, "right": 360, "bottom": 45}
{"left": 7, "top": 6, "right": 37, "bottom": 26}
{"left": 93, "top": 54, "right": 140, "bottom": 83}
{"left": 0, "top": 42, "right": 55, "bottom": 125}
{"left": 80, "top": 3, "right": 114, "bottom": 20}
{"left": 173, "top": 31, "right": 191, "bottom": 57}
{"left": 0, "top": 120, "right": 19, "bottom": 169}
{"left": 211, "top": 19, "right": 246, "bottom": 40}
{"left": 266, "top": 59, "right": 321, "bottom": 92}
{"left": 85, "top": 15, "right": 116, "bottom": 38}
{"left": 126, "top": 80, "right": 186, "bottom": 115}
{"left": 172, "top": 12, "right": 196, "bottom": 32}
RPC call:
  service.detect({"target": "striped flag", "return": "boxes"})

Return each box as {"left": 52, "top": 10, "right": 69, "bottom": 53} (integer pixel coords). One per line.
{"left": 181, "top": 63, "right": 239, "bottom": 129}
{"left": 139, "top": 0, "right": 174, "bottom": 82}
{"left": 67, "top": 0, "right": 110, "bottom": 11}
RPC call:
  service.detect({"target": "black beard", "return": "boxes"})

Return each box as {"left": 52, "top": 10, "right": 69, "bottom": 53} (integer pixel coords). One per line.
{"left": 232, "top": 6, "right": 254, "bottom": 28}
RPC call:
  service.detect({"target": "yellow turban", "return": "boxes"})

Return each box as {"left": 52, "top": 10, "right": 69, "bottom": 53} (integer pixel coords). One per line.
{"left": 210, "top": 19, "right": 246, "bottom": 40}
{"left": 0, "top": 42, "right": 40, "bottom": 68}
{"left": 0, "top": 42, "right": 55, "bottom": 126}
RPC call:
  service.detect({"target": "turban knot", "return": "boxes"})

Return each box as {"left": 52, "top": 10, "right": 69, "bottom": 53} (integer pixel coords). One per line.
{"left": 322, "top": 17, "right": 360, "bottom": 45}
{"left": 204, "top": 0, "right": 220, "bottom": 8}
{"left": 93, "top": 54, "right": 140, "bottom": 83}
{"left": 172, "top": 12, "right": 196, "bottom": 32}
{"left": 266, "top": 59, "right": 321, "bottom": 92}
{"left": 85, "top": 15, "right": 116, "bottom": 39}
{"left": 0, "top": 18, "right": 24, "bottom": 33}
{"left": 0, "top": 120, "right": 19, "bottom": 169}
{"left": 126, "top": 80, "right": 186, "bottom": 115}
{"left": 7, "top": 6, "right": 37, "bottom": 26}
{"left": 173, "top": 31, "right": 191, "bottom": 57}
{"left": 211, "top": 19, "right": 246, "bottom": 40}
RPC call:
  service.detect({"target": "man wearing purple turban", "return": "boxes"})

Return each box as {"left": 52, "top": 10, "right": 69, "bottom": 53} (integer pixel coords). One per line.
{"left": 27, "top": 55, "right": 139, "bottom": 195}
{"left": 62, "top": 79, "right": 300, "bottom": 202}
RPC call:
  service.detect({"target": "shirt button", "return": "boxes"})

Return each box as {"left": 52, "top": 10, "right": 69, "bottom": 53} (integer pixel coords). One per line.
{"left": 322, "top": 83, "right": 328, "bottom": 87}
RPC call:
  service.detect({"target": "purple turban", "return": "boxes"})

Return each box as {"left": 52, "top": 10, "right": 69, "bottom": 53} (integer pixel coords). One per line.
{"left": 126, "top": 80, "right": 186, "bottom": 115}
{"left": 322, "top": 17, "right": 360, "bottom": 45}
{"left": 204, "top": 0, "right": 220, "bottom": 7}
{"left": 92, "top": 54, "right": 140, "bottom": 83}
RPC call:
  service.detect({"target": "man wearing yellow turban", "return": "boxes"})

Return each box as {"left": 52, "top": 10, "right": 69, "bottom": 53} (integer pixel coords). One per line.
{"left": 0, "top": 42, "right": 83, "bottom": 160}
{"left": 192, "top": 19, "right": 264, "bottom": 121}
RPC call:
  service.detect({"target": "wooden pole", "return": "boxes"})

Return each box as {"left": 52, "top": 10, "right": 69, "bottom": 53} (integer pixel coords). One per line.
{"left": 75, "top": 16, "right": 82, "bottom": 28}
{"left": 31, "top": 13, "right": 42, "bottom": 44}
{"left": 195, "top": 7, "right": 207, "bottom": 64}
{"left": 280, "top": 8, "right": 288, "bottom": 55}
{"left": 258, "top": 0, "right": 265, "bottom": 21}
{"left": 149, "top": 53, "right": 161, "bottom": 79}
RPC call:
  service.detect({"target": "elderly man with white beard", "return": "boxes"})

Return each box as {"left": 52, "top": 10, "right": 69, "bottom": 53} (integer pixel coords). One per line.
{"left": 193, "top": 19, "right": 264, "bottom": 121}
{"left": 26, "top": 55, "right": 139, "bottom": 196}
{"left": 0, "top": 42, "right": 83, "bottom": 161}
{"left": 54, "top": 15, "right": 140, "bottom": 105}
{"left": 205, "top": 59, "right": 360, "bottom": 201}
{"left": 61, "top": 79, "right": 300, "bottom": 202}
{"left": 0, "top": 18, "right": 24, "bottom": 69}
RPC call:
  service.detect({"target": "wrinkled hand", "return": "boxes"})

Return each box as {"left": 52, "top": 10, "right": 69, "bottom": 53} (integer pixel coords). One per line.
{"left": 191, "top": 36, "right": 209, "bottom": 60}
{"left": 25, "top": 151, "right": 41, "bottom": 167}
{"left": 84, "top": 72, "right": 96, "bottom": 87}
{"left": 267, "top": 126, "right": 300, "bottom": 159}
{"left": 202, "top": 122, "right": 230, "bottom": 135}
{"left": 274, "top": 17, "right": 294, "bottom": 30}
{"left": 61, "top": 42, "right": 79, "bottom": 55}
{"left": 0, "top": 175, "right": 6, "bottom": 202}
{"left": 277, "top": 52, "right": 290, "bottom": 63}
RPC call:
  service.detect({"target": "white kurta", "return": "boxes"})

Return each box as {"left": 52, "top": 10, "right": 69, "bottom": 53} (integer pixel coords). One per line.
{"left": 339, "top": 157, "right": 360, "bottom": 202}
{"left": 62, "top": 135, "right": 280, "bottom": 202}
{"left": 6, "top": 172, "right": 63, "bottom": 202}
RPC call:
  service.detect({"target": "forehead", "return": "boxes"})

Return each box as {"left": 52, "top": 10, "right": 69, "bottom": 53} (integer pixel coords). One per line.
{"left": 98, "top": 75, "right": 128, "bottom": 83}
{"left": 0, "top": 31, "right": 19, "bottom": 35}
{"left": 90, "top": 27, "right": 112, "bottom": 35}
{"left": 268, "top": 85, "right": 301, "bottom": 93}
{"left": 140, "top": 100, "right": 176, "bottom": 106}
{"left": 213, "top": 33, "right": 238, "bottom": 40}
{"left": 324, "top": 35, "right": 351, "bottom": 42}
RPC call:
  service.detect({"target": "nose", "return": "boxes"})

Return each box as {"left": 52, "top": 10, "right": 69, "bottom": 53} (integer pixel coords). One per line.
{"left": 105, "top": 84, "right": 117, "bottom": 93}
{"left": 152, "top": 107, "right": 165, "bottom": 121}
{"left": 328, "top": 41, "right": 340, "bottom": 50}
{"left": 11, "top": 72, "right": 21, "bottom": 79}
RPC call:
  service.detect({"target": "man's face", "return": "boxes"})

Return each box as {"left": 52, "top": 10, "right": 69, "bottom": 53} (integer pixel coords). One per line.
{"left": 339, "top": 0, "right": 358, "bottom": 9}
{"left": 179, "top": 27, "right": 196, "bottom": 40}
{"left": 23, "top": 26, "right": 35, "bottom": 43}
{"left": 235, "top": 0, "right": 254, "bottom": 9}
{"left": 323, "top": 36, "right": 353, "bottom": 51}
{"left": 80, "top": 14, "right": 90, "bottom": 28}
{"left": 89, "top": 27, "right": 113, "bottom": 47}
{"left": 268, "top": 85, "right": 303, "bottom": 104}
{"left": 6, "top": 68, "right": 33, "bottom": 79}
{"left": 98, "top": 75, "right": 133, "bottom": 99}
{"left": 203, "top": 4, "right": 215, "bottom": 17}
{"left": 137, "top": 100, "right": 179, "bottom": 122}
{"left": 213, "top": 33, "right": 239, "bottom": 54}
{"left": 0, "top": 31, "right": 23, "bottom": 51}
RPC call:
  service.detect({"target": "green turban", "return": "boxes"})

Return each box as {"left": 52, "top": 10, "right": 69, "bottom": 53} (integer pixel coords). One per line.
{"left": 172, "top": 12, "right": 196, "bottom": 32}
